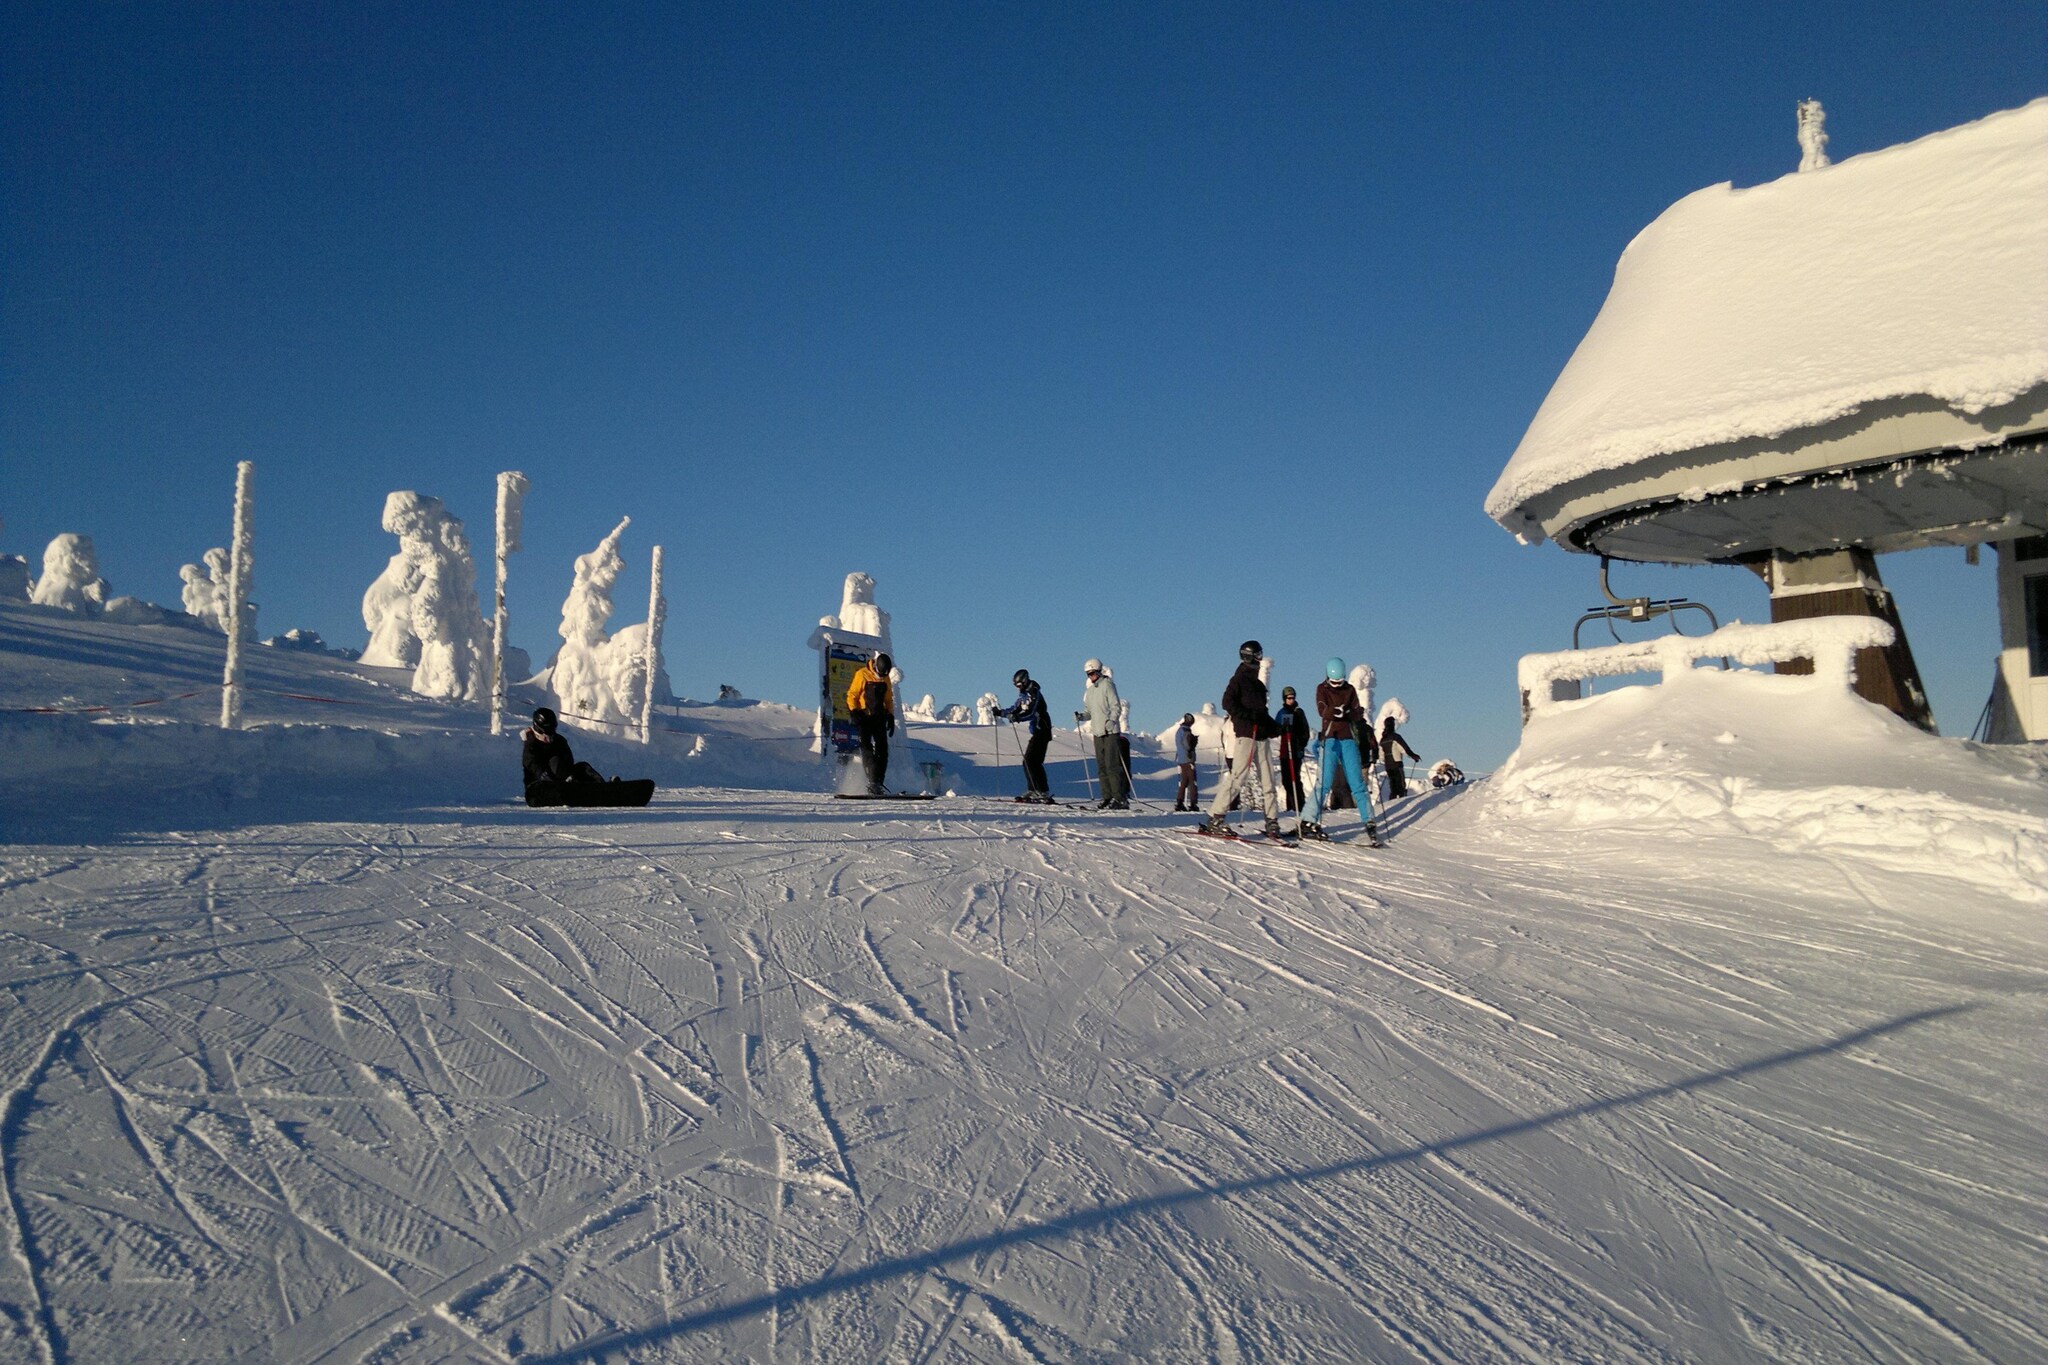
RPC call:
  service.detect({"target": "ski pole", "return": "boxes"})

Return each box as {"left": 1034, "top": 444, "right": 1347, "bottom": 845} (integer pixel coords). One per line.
{"left": 994, "top": 716, "right": 1009, "bottom": 799}
{"left": 1116, "top": 743, "right": 1165, "bottom": 813}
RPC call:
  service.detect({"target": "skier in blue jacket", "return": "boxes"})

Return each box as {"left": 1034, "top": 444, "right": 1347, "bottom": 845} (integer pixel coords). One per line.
{"left": 997, "top": 668, "right": 1054, "bottom": 802}
{"left": 1173, "top": 713, "right": 1200, "bottom": 811}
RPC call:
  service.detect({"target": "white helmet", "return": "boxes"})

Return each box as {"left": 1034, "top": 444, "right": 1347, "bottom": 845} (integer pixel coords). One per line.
{"left": 1083, "top": 657, "right": 1104, "bottom": 674}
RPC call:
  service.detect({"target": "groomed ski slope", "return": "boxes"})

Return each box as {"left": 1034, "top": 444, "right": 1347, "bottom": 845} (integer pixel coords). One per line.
{"left": 1, "top": 602, "right": 2044, "bottom": 1362}
{"left": 2, "top": 786, "right": 2042, "bottom": 1363}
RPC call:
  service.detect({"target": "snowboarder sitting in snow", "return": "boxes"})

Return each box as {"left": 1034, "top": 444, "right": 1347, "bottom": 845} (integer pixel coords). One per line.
{"left": 996, "top": 668, "right": 1054, "bottom": 802}
{"left": 522, "top": 707, "right": 604, "bottom": 799}
{"left": 847, "top": 651, "right": 896, "bottom": 796}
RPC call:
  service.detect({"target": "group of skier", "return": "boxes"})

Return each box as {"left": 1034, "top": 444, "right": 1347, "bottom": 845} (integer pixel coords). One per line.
{"left": 985, "top": 639, "right": 1421, "bottom": 843}
{"left": 530, "top": 641, "right": 1418, "bottom": 838}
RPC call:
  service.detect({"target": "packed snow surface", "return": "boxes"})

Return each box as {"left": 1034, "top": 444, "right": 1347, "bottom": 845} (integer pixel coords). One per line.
{"left": 2, "top": 603, "right": 2044, "bottom": 1362}
{"left": 1487, "top": 98, "right": 2048, "bottom": 529}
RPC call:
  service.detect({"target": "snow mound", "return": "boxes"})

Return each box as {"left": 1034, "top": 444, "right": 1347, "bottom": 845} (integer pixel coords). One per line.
{"left": 1466, "top": 667, "right": 2048, "bottom": 904}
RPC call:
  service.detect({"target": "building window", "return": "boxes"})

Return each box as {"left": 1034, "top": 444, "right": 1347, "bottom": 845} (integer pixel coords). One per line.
{"left": 2015, "top": 535, "right": 2048, "bottom": 562}
{"left": 2030, "top": 574, "right": 2048, "bottom": 677}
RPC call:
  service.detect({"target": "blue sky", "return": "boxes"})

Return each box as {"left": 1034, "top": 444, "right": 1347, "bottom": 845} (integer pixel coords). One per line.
{"left": 6, "top": 3, "right": 2042, "bottom": 769}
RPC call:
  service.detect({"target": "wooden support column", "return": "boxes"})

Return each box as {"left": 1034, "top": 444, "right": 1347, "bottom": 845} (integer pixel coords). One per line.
{"left": 1760, "top": 548, "right": 1936, "bottom": 730}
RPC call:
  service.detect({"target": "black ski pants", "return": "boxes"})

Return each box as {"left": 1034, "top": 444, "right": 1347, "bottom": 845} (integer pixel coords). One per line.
{"left": 1022, "top": 728, "right": 1051, "bottom": 795}
{"left": 1278, "top": 738, "right": 1306, "bottom": 812}
{"left": 857, "top": 716, "right": 891, "bottom": 791}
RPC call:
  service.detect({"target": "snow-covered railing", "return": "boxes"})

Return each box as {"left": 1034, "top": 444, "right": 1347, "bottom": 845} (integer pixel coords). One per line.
{"left": 1519, "top": 617, "right": 1896, "bottom": 721}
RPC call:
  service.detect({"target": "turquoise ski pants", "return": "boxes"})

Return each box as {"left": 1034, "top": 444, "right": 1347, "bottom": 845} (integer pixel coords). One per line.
{"left": 1305, "top": 737, "right": 1374, "bottom": 826}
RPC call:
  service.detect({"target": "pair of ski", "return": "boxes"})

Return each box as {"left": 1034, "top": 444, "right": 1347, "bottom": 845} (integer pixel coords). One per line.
{"left": 1192, "top": 823, "right": 1383, "bottom": 850}
{"left": 833, "top": 791, "right": 939, "bottom": 801}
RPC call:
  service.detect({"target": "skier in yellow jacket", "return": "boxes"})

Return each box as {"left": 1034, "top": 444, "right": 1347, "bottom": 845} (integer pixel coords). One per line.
{"left": 845, "top": 652, "right": 896, "bottom": 795}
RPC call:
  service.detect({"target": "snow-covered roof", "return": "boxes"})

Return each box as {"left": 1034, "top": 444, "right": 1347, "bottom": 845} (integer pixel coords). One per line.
{"left": 1488, "top": 99, "right": 2048, "bottom": 546}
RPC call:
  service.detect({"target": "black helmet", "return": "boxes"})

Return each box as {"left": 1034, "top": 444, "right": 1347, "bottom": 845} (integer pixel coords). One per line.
{"left": 1182, "top": 712, "right": 1195, "bottom": 726}
{"left": 1013, "top": 668, "right": 1030, "bottom": 688}
{"left": 531, "top": 706, "right": 558, "bottom": 733}
{"left": 1239, "top": 639, "right": 1263, "bottom": 663}
{"left": 874, "top": 652, "right": 893, "bottom": 673}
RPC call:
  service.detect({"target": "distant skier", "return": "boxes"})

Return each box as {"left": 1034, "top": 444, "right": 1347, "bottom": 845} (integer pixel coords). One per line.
{"left": 846, "top": 651, "right": 896, "bottom": 795}
{"left": 1379, "top": 709, "right": 1421, "bottom": 800}
{"left": 997, "top": 668, "right": 1054, "bottom": 802}
{"left": 1275, "top": 685, "right": 1311, "bottom": 813}
{"left": 522, "top": 707, "right": 603, "bottom": 796}
{"left": 1299, "top": 657, "right": 1380, "bottom": 844}
{"left": 1202, "top": 641, "right": 1286, "bottom": 840}
{"left": 1080, "top": 658, "right": 1129, "bottom": 809}
{"left": 1173, "top": 712, "right": 1200, "bottom": 812}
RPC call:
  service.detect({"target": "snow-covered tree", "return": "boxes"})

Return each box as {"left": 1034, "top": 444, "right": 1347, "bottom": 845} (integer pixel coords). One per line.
{"left": 1375, "top": 697, "right": 1409, "bottom": 730}
{"left": 975, "top": 692, "right": 1001, "bottom": 725}
{"left": 546, "top": 519, "right": 671, "bottom": 730}
{"left": 1797, "top": 98, "right": 1830, "bottom": 172}
{"left": 906, "top": 694, "right": 939, "bottom": 721}
{"left": 1349, "top": 663, "right": 1376, "bottom": 725}
{"left": 837, "top": 572, "right": 892, "bottom": 651}
{"left": 179, "top": 547, "right": 249, "bottom": 634}
{"left": 359, "top": 492, "right": 491, "bottom": 702}
{"left": 31, "top": 534, "right": 109, "bottom": 614}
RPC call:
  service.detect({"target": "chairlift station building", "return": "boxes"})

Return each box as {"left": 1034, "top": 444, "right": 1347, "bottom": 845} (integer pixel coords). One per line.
{"left": 1488, "top": 99, "right": 2048, "bottom": 740}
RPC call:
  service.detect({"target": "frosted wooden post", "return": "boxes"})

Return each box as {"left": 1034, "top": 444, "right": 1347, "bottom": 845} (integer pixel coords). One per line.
{"left": 491, "top": 471, "right": 530, "bottom": 736}
{"left": 219, "top": 461, "right": 255, "bottom": 730}
{"left": 640, "top": 544, "right": 666, "bottom": 745}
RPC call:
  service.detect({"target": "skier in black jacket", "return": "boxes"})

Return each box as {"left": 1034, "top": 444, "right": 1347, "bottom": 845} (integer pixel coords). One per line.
{"left": 1274, "top": 686, "right": 1312, "bottom": 813}
{"left": 1202, "top": 641, "right": 1286, "bottom": 839}
{"left": 996, "top": 668, "right": 1054, "bottom": 802}
{"left": 1379, "top": 712, "right": 1421, "bottom": 800}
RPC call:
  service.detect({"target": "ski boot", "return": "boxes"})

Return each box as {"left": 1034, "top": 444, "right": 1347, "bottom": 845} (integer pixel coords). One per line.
{"left": 1198, "top": 814, "right": 1232, "bottom": 838}
{"left": 1298, "top": 821, "right": 1330, "bottom": 842}
{"left": 1363, "top": 821, "right": 1384, "bottom": 848}
{"left": 1263, "top": 818, "right": 1291, "bottom": 842}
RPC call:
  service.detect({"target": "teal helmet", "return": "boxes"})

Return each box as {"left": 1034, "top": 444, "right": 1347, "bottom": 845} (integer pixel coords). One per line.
{"left": 1325, "top": 657, "right": 1345, "bottom": 680}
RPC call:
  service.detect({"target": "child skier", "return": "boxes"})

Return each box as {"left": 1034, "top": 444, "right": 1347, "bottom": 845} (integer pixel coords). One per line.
{"left": 1378, "top": 705, "right": 1421, "bottom": 800}
{"left": 997, "top": 668, "right": 1054, "bottom": 801}
{"left": 1202, "top": 641, "right": 1286, "bottom": 840}
{"left": 1299, "top": 658, "right": 1381, "bottom": 845}
{"left": 1275, "top": 685, "right": 1311, "bottom": 813}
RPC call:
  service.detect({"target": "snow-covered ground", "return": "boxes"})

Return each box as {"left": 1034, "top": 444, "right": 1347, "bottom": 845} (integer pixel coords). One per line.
{"left": 2, "top": 603, "right": 2043, "bottom": 1362}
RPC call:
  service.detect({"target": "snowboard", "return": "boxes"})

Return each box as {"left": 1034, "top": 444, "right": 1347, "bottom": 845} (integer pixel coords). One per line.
{"left": 526, "top": 778, "right": 656, "bottom": 809}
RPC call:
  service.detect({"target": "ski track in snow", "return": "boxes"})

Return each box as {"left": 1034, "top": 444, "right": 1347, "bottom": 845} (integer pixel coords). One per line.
{"left": 0, "top": 791, "right": 2041, "bottom": 1363}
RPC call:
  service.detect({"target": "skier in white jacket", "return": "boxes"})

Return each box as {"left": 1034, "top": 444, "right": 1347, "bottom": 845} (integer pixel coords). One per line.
{"left": 1080, "top": 658, "right": 1129, "bottom": 809}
